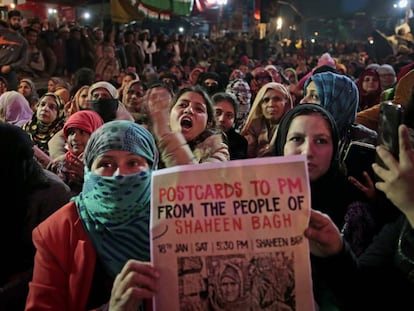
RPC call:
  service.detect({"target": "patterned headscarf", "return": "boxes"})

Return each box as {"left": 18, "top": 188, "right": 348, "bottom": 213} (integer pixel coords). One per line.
{"left": 226, "top": 78, "right": 252, "bottom": 130}
{"left": 73, "top": 120, "right": 159, "bottom": 276}
{"left": 304, "top": 71, "right": 359, "bottom": 136}
{"left": 22, "top": 92, "right": 66, "bottom": 155}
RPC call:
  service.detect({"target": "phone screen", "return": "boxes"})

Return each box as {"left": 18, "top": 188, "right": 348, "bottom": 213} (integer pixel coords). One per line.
{"left": 376, "top": 101, "right": 404, "bottom": 176}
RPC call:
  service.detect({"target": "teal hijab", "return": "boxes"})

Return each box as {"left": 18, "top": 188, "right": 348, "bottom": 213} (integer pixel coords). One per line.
{"left": 73, "top": 120, "right": 159, "bottom": 277}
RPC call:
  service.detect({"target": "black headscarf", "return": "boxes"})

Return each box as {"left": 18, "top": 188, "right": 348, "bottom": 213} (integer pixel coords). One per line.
{"left": 273, "top": 104, "right": 361, "bottom": 227}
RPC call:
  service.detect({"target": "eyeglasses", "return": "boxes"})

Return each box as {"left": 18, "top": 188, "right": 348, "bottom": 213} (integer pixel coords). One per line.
{"left": 262, "top": 96, "right": 284, "bottom": 103}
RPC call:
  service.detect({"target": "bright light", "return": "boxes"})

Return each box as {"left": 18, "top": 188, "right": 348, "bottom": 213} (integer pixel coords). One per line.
{"left": 48, "top": 8, "right": 57, "bottom": 15}
{"left": 83, "top": 12, "right": 90, "bottom": 20}
{"left": 217, "top": 0, "right": 228, "bottom": 5}
{"left": 311, "top": 38, "right": 315, "bottom": 43}
{"left": 394, "top": 0, "right": 408, "bottom": 8}
{"left": 178, "top": 26, "right": 184, "bottom": 33}
{"left": 10, "top": 4, "right": 15, "bottom": 9}
{"left": 276, "top": 17, "right": 283, "bottom": 30}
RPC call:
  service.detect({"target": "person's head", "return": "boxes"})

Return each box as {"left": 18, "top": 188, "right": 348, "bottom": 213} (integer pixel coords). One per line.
{"left": 84, "top": 120, "right": 158, "bottom": 175}
{"left": 0, "top": 90, "right": 33, "bottom": 126}
{"left": 47, "top": 77, "right": 67, "bottom": 93}
{"left": 274, "top": 104, "right": 339, "bottom": 182}
{"left": 121, "top": 71, "right": 139, "bottom": 89}
{"left": 122, "top": 79, "right": 147, "bottom": 112}
{"left": 75, "top": 85, "right": 90, "bottom": 110}
{"left": 36, "top": 93, "right": 65, "bottom": 125}
{"left": 7, "top": 10, "right": 22, "bottom": 31}
{"left": 197, "top": 71, "right": 222, "bottom": 95}
{"left": 211, "top": 92, "right": 238, "bottom": 132}
{"left": 284, "top": 68, "right": 298, "bottom": 84}
{"left": 249, "top": 82, "right": 293, "bottom": 124}
{"left": 357, "top": 68, "right": 381, "bottom": 95}
{"left": 225, "top": 78, "right": 251, "bottom": 111}
{"left": 18, "top": 78, "right": 37, "bottom": 101}
{"left": 301, "top": 71, "right": 359, "bottom": 135}
{"left": 219, "top": 264, "right": 242, "bottom": 303}
{"left": 252, "top": 67, "right": 273, "bottom": 89}
{"left": 376, "top": 64, "right": 397, "bottom": 90}
{"left": 169, "top": 85, "right": 216, "bottom": 142}
{"left": 63, "top": 110, "right": 104, "bottom": 156}
{"left": 88, "top": 81, "right": 119, "bottom": 122}
{"left": 265, "top": 64, "right": 289, "bottom": 85}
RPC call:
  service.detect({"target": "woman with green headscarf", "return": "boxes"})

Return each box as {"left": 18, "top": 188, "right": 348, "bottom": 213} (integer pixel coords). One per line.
{"left": 26, "top": 120, "right": 160, "bottom": 311}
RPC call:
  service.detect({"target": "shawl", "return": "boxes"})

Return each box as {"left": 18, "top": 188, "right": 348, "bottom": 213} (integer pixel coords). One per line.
{"left": 74, "top": 120, "right": 158, "bottom": 276}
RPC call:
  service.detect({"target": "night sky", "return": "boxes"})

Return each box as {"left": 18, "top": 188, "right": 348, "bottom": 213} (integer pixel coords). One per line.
{"left": 294, "top": 0, "right": 394, "bottom": 19}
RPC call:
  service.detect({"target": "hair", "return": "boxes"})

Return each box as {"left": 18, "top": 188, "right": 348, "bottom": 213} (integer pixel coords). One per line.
{"left": 211, "top": 92, "right": 239, "bottom": 116}
{"left": 170, "top": 85, "right": 217, "bottom": 129}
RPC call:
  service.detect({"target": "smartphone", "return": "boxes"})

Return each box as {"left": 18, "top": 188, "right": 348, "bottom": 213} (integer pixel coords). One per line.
{"left": 343, "top": 141, "right": 376, "bottom": 181}
{"left": 376, "top": 101, "right": 404, "bottom": 170}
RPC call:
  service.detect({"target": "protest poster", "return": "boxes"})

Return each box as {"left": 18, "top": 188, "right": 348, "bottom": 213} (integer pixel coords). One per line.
{"left": 151, "top": 155, "right": 314, "bottom": 311}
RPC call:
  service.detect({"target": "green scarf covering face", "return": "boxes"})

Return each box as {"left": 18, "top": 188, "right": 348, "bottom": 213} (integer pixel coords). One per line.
{"left": 73, "top": 120, "right": 159, "bottom": 277}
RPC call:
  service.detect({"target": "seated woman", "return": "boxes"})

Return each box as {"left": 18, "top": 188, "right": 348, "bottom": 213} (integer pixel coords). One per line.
{"left": 47, "top": 110, "right": 104, "bottom": 196}
{"left": 22, "top": 92, "right": 66, "bottom": 167}
{"left": 148, "top": 84, "right": 229, "bottom": 167}
{"left": 0, "top": 90, "right": 33, "bottom": 127}
{"left": 305, "top": 124, "right": 414, "bottom": 310}
{"left": 26, "top": 120, "right": 160, "bottom": 311}
{"left": 0, "top": 123, "right": 71, "bottom": 311}
{"left": 272, "top": 104, "right": 380, "bottom": 309}
{"left": 241, "top": 82, "right": 293, "bottom": 158}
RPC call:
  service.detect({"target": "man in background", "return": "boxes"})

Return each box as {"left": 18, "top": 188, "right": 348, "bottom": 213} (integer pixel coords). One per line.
{"left": 0, "top": 10, "right": 28, "bottom": 90}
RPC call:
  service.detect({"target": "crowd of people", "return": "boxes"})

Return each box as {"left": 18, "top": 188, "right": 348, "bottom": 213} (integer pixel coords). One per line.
{"left": 1, "top": 7, "right": 414, "bottom": 311}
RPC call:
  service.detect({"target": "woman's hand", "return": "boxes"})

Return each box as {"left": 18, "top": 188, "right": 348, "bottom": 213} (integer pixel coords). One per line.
{"left": 348, "top": 171, "right": 376, "bottom": 201}
{"left": 146, "top": 86, "right": 172, "bottom": 138}
{"left": 304, "top": 210, "right": 344, "bottom": 257}
{"left": 109, "top": 260, "right": 160, "bottom": 311}
{"left": 372, "top": 124, "right": 414, "bottom": 226}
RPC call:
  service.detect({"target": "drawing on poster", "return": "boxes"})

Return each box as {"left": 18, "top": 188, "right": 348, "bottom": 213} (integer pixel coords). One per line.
{"left": 177, "top": 252, "right": 295, "bottom": 311}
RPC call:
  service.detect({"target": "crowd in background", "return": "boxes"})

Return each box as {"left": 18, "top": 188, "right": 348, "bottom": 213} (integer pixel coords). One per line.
{"left": 2, "top": 8, "right": 414, "bottom": 311}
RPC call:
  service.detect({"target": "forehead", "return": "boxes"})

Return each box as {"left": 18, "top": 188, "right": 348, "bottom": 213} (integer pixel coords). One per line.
{"left": 288, "top": 113, "right": 331, "bottom": 133}
{"left": 214, "top": 100, "right": 234, "bottom": 112}
{"left": 177, "top": 91, "right": 205, "bottom": 104}
{"left": 92, "top": 88, "right": 111, "bottom": 96}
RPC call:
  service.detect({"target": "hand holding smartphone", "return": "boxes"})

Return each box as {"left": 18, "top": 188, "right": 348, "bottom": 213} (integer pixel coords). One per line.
{"left": 376, "top": 101, "right": 404, "bottom": 175}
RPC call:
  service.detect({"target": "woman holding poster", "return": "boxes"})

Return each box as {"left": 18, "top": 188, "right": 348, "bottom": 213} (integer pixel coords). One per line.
{"left": 25, "top": 120, "right": 160, "bottom": 311}
{"left": 272, "top": 104, "right": 379, "bottom": 310}
{"left": 305, "top": 124, "right": 414, "bottom": 310}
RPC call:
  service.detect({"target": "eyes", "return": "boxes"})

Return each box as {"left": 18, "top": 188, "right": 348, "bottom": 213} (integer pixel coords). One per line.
{"left": 176, "top": 100, "right": 206, "bottom": 114}
{"left": 287, "top": 134, "right": 330, "bottom": 145}
{"left": 38, "top": 101, "right": 58, "bottom": 111}
{"left": 262, "top": 96, "right": 284, "bottom": 103}
{"left": 93, "top": 155, "right": 149, "bottom": 174}
{"left": 215, "top": 109, "right": 234, "bottom": 119}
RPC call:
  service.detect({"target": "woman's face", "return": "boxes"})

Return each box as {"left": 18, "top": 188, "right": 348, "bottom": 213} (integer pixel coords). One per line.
{"left": 47, "top": 80, "right": 56, "bottom": 93}
{"left": 125, "top": 83, "right": 145, "bottom": 111}
{"left": 18, "top": 81, "right": 32, "bottom": 98}
{"left": 214, "top": 100, "right": 235, "bottom": 131}
{"left": 36, "top": 95, "right": 59, "bottom": 124}
{"left": 300, "top": 81, "right": 320, "bottom": 104}
{"left": 78, "top": 88, "right": 90, "bottom": 110}
{"left": 260, "top": 89, "right": 287, "bottom": 122}
{"left": 220, "top": 276, "right": 240, "bottom": 302}
{"left": 283, "top": 113, "right": 333, "bottom": 181}
{"left": 362, "top": 74, "right": 380, "bottom": 93}
{"left": 91, "top": 150, "right": 150, "bottom": 176}
{"left": 170, "top": 91, "right": 209, "bottom": 142}
{"left": 66, "top": 128, "right": 90, "bottom": 156}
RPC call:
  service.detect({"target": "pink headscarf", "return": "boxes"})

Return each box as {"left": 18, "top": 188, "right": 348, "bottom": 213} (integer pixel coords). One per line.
{"left": 0, "top": 91, "right": 33, "bottom": 126}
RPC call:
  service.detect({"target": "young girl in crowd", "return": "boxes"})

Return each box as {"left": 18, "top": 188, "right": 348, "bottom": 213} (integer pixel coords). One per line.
{"left": 148, "top": 84, "right": 229, "bottom": 167}
{"left": 47, "top": 110, "right": 104, "bottom": 196}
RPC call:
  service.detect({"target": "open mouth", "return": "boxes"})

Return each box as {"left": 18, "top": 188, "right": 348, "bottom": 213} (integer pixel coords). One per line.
{"left": 180, "top": 116, "right": 193, "bottom": 129}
